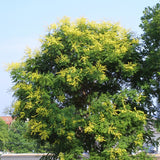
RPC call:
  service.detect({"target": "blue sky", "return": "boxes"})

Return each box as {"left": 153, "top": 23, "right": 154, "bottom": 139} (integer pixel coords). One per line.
{"left": 0, "top": 0, "right": 159, "bottom": 115}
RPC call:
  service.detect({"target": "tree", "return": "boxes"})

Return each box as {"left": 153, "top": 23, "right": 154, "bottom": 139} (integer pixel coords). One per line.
{"left": 138, "top": 3, "right": 160, "bottom": 136}
{"left": 6, "top": 120, "right": 50, "bottom": 153}
{"left": 8, "top": 17, "right": 151, "bottom": 159}
{"left": 0, "top": 118, "right": 8, "bottom": 151}
{"left": 6, "top": 120, "right": 35, "bottom": 153}
{"left": 139, "top": 3, "right": 160, "bottom": 106}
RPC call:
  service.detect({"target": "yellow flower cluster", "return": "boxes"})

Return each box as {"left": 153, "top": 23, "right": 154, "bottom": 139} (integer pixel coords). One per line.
{"left": 36, "top": 107, "right": 49, "bottom": 117}
{"left": 58, "top": 95, "right": 65, "bottom": 102}
{"left": 24, "top": 101, "right": 32, "bottom": 109}
{"left": 109, "top": 148, "right": 127, "bottom": 159}
{"left": 58, "top": 67, "right": 81, "bottom": 87}
{"left": 95, "top": 135, "right": 105, "bottom": 142}
{"left": 134, "top": 133, "right": 143, "bottom": 146}
{"left": 29, "top": 71, "right": 41, "bottom": 82}
{"left": 39, "top": 130, "right": 50, "bottom": 140}
{"left": 66, "top": 132, "right": 74, "bottom": 141}
{"left": 29, "top": 120, "right": 49, "bottom": 140}
{"left": 6, "top": 62, "right": 25, "bottom": 71}
{"left": 55, "top": 54, "right": 70, "bottom": 64}
{"left": 13, "top": 83, "right": 32, "bottom": 92}
{"left": 84, "top": 122, "right": 95, "bottom": 133}
{"left": 123, "top": 62, "right": 137, "bottom": 71}
{"left": 96, "top": 61, "right": 107, "bottom": 74}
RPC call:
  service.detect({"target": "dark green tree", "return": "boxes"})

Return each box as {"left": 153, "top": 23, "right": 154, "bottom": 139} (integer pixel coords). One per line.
{"left": 138, "top": 3, "right": 160, "bottom": 150}
{"left": 0, "top": 118, "right": 8, "bottom": 151}
{"left": 139, "top": 2, "right": 160, "bottom": 105}
{"left": 6, "top": 120, "right": 35, "bottom": 153}
{"left": 8, "top": 17, "right": 154, "bottom": 159}
{"left": 6, "top": 120, "right": 50, "bottom": 153}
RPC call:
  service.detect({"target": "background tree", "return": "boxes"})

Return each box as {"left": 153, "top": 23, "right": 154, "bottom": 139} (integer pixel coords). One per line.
{"left": 138, "top": 3, "right": 160, "bottom": 136}
{"left": 139, "top": 2, "right": 160, "bottom": 107}
{"left": 6, "top": 120, "right": 50, "bottom": 153}
{"left": 0, "top": 118, "right": 8, "bottom": 151}
{"left": 8, "top": 17, "right": 152, "bottom": 159}
{"left": 6, "top": 120, "right": 35, "bottom": 153}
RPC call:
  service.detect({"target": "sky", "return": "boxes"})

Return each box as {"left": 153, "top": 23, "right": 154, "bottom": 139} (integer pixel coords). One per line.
{"left": 0, "top": 0, "right": 159, "bottom": 115}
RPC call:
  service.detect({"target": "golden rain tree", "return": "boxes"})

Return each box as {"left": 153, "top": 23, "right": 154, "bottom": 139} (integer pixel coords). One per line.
{"left": 8, "top": 17, "right": 153, "bottom": 159}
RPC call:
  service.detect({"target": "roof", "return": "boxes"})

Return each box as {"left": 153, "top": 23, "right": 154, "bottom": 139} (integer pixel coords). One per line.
{"left": 0, "top": 116, "right": 14, "bottom": 125}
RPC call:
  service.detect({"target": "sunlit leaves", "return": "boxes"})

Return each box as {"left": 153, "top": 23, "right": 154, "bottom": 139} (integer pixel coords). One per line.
{"left": 7, "top": 17, "right": 149, "bottom": 159}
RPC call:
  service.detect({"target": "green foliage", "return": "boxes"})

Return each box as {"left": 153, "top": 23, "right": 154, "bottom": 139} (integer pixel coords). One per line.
{"left": 6, "top": 120, "right": 50, "bottom": 153}
{"left": 140, "top": 3, "right": 160, "bottom": 51}
{"left": 0, "top": 118, "right": 8, "bottom": 151}
{"left": 139, "top": 3, "right": 160, "bottom": 103}
{"left": 138, "top": 3, "right": 160, "bottom": 137}
{"left": 6, "top": 120, "right": 35, "bottom": 153}
{"left": 7, "top": 17, "right": 156, "bottom": 159}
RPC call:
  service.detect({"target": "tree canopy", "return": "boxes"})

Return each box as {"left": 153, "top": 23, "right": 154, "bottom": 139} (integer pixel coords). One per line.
{"left": 7, "top": 13, "right": 159, "bottom": 159}
{"left": 6, "top": 120, "right": 35, "bottom": 153}
{"left": 0, "top": 118, "right": 8, "bottom": 151}
{"left": 139, "top": 3, "right": 160, "bottom": 105}
{"left": 6, "top": 120, "right": 50, "bottom": 153}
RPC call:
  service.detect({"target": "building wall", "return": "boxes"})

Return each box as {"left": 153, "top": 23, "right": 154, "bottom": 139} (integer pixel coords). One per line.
{"left": 0, "top": 154, "right": 46, "bottom": 160}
